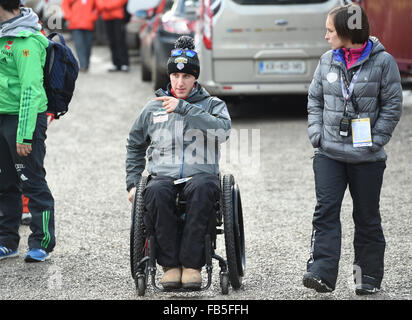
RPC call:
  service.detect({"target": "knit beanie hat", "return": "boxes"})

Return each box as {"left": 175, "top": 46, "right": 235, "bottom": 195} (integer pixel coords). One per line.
{"left": 167, "top": 36, "right": 200, "bottom": 79}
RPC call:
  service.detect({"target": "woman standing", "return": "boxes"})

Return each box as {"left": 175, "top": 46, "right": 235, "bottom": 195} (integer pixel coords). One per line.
{"left": 62, "top": 0, "right": 98, "bottom": 72}
{"left": 304, "top": 4, "right": 402, "bottom": 295}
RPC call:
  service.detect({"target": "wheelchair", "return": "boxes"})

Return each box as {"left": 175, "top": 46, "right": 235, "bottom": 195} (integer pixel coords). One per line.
{"left": 130, "top": 174, "right": 245, "bottom": 296}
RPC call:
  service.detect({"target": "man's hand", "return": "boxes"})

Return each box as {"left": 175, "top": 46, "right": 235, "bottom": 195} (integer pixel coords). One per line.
{"left": 128, "top": 187, "right": 136, "bottom": 203}
{"left": 16, "top": 143, "right": 32, "bottom": 157}
{"left": 155, "top": 96, "right": 179, "bottom": 113}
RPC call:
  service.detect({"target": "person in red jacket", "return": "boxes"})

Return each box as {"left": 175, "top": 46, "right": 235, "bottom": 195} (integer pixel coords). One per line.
{"left": 62, "top": 0, "right": 98, "bottom": 72}
{"left": 96, "top": 0, "right": 130, "bottom": 72}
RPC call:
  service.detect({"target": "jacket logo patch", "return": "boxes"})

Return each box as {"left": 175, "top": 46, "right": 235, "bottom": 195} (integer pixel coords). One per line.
{"left": 326, "top": 72, "right": 338, "bottom": 83}
{"left": 153, "top": 114, "right": 169, "bottom": 123}
{"left": 5, "top": 40, "right": 13, "bottom": 50}
{"left": 153, "top": 109, "right": 167, "bottom": 116}
{"left": 23, "top": 49, "right": 30, "bottom": 57}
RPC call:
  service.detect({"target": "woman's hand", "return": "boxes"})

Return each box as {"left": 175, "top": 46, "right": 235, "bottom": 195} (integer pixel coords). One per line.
{"left": 128, "top": 187, "right": 136, "bottom": 203}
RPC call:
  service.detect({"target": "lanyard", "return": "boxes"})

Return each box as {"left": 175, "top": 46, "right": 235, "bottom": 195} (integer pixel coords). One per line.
{"left": 341, "top": 66, "right": 362, "bottom": 116}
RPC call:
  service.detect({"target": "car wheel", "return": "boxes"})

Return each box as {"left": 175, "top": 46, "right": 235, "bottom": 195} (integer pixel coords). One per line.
{"left": 152, "top": 58, "right": 169, "bottom": 90}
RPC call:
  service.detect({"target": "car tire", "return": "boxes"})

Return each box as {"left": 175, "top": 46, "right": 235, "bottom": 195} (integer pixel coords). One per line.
{"left": 141, "top": 61, "right": 152, "bottom": 82}
{"left": 152, "top": 57, "right": 169, "bottom": 91}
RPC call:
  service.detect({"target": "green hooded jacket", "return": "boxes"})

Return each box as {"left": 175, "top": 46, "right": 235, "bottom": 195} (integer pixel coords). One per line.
{"left": 0, "top": 8, "right": 49, "bottom": 144}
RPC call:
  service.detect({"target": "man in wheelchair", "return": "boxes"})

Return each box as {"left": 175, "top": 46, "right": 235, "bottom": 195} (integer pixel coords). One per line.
{"left": 125, "top": 36, "right": 231, "bottom": 290}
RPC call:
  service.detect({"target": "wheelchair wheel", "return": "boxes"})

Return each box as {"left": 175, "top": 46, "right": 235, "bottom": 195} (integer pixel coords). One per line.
{"left": 220, "top": 272, "right": 229, "bottom": 295}
{"left": 130, "top": 176, "right": 148, "bottom": 284}
{"left": 137, "top": 275, "right": 146, "bottom": 297}
{"left": 222, "top": 174, "right": 246, "bottom": 290}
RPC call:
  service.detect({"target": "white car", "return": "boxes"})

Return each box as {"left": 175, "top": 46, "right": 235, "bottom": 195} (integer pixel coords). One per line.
{"left": 195, "top": 0, "right": 342, "bottom": 97}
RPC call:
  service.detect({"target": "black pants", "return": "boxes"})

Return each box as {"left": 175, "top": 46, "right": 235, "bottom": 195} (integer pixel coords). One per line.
{"left": 104, "top": 19, "right": 129, "bottom": 68}
{"left": 307, "top": 153, "right": 386, "bottom": 289}
{"left": 143, "top": 173, "right": 220, "bottom": 269}
{"left": 0, "top": 113, "right": 55, "bottom": 252}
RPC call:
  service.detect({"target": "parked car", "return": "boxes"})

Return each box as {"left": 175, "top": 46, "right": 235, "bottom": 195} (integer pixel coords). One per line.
{"left": 139, "top": 0, "right": 200, "bottom": 90}
{"left": 195, "top": 0, "right": 342, "bottom": 99}
{"left": 126, "top": 0, "right": 162, "bottom": 50}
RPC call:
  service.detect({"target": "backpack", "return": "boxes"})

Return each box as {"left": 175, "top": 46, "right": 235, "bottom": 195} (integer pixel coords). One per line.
{"left": 43, "top": 32, "right": 79, "bottom": 119}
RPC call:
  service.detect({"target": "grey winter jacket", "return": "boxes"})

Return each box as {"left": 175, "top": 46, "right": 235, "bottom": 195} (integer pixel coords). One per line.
{"left": 125, "top": 83, "right": 231, "bottom": 191}
{"left": 307, "top": 37, "right": 402, "bottom": 163}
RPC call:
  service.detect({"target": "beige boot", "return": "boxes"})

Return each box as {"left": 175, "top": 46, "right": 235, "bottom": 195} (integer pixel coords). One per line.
{"left": 160, "top": 267, "right": 182, "bottom": 289}
{"left": 181, "top": 267, "right": 202, "bottom": 289}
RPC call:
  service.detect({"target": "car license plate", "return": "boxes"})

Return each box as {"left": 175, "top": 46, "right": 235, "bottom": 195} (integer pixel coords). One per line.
{"left": 258, "top": 60, "right": 306, "bottom": 75}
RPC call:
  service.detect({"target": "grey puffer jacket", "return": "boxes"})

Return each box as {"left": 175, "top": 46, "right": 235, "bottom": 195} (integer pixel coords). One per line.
{"left": 307, "top": 37, "right": 402, "bottom": 163}
{"left": 126, "top": 83, "right": 231, "bottom": 191}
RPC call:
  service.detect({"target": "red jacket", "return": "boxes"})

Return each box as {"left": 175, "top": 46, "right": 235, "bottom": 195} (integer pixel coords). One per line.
{"left": 96, "top": 0, "right": 127, "bottom": 21}
{"left": 62, "top": 0, "right": 99, "bottom": 30}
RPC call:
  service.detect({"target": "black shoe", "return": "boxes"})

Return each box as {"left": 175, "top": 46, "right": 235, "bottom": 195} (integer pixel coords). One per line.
{"left": 303, "top": 272, "right": 334, "bottom": 293}
{"left": 355, "top": 283, "right": 379, "bottom": 295}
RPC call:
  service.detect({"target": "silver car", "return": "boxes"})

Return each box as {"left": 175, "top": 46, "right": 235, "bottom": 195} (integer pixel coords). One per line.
{"left": 195, "top": 0, "right": 342, "bottom": 97}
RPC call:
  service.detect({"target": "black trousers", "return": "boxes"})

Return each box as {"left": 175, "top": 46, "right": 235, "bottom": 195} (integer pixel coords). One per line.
{"left": 0, "top": 113, "right": 55, "bottom": 252}
{"left": 307, "top": 153, "right": 386, "bottom": 289}
{"left": 104, "top": 19, "right": 129, "bottom": 67}
{"left": 143, "top": 173, "right": 220, "bottom": 269}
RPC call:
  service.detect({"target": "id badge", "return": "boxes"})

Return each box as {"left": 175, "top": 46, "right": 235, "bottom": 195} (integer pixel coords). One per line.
{"left": 351, "top": 118, "right": 372, "bottom": 147}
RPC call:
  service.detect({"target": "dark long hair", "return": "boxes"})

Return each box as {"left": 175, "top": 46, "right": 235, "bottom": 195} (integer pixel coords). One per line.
{"left": 329, "top": 4, "right": 370, "bottom": 44}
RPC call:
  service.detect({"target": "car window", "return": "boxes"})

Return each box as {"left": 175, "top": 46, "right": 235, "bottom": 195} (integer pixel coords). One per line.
{"left": 231, "top": 0, "right": 329, "bottom": 4}
{"left": 164, "top": 0, "right": 175, "bottom": 12}
{"left": 175, "top": 0, "right": 200, "bottom": 14}
{"left": 184, "top": 0, "right": 200, "bottom": 13}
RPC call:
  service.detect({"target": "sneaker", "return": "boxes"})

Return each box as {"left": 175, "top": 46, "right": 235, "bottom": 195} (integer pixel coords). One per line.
{"left": 107, "top": 64, "right": 120, "bottom": 72}
{"left": 24, "top": 248, "right": 50, "bottom": 262}
{"left": 21, "top": 212, "right": 32, "bottom": 225}
{"left": 120, "top": 65, "right": 130, "bottom": 72}
{"left": 303, "top": 272, "right": 334, "bottom": 293}
{"left": 356, "top": 283, "right": 380, "bottom": 295}
{"left": 0, "top": 246, "right": 18, "bottom": 260}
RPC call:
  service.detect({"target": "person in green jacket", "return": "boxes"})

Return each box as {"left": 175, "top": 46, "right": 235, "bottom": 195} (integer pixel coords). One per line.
{"left": 0, "top": 0, "right": 55, "bottom": 262}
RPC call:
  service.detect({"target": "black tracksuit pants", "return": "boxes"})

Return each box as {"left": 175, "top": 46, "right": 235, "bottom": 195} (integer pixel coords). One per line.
{"left": 307, "top": 153, "right": 386, "bottom": 289}
{"left": 0, "top": 113, "right": 55, "bottom": 252}
{"left": 143, "top": 173, "right": 220, "bottom": 269}
{"left": 104, "top": 19, "right": 129, "bottom": 68}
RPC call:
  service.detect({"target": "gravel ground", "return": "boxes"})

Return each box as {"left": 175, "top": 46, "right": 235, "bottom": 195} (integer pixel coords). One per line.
{"left": 0, "top": 44, "right": 411, "bottom": 301}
